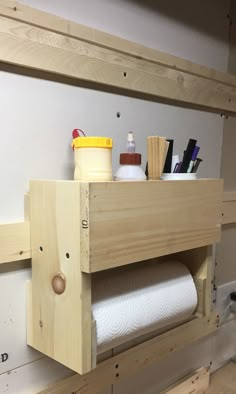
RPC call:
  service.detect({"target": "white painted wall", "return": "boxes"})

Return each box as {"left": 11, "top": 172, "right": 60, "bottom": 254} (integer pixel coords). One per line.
{"left": 0, "top": 0, "right": 234, "bottom": 393}
{"left": 0, "top": 75, "right": 224, "bottom": 222}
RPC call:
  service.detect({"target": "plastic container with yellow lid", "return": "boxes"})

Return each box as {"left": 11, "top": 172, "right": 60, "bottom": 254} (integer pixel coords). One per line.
{"left": 72, "top": 136, "right": 113, "bottom": 181}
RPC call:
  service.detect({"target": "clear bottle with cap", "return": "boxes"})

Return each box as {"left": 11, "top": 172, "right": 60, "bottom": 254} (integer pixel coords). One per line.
{"left": 127, "top": 131, "right": 136, "bottom": 153}
{"left": 114, "top": 132, "right": 146, "bottom": 181}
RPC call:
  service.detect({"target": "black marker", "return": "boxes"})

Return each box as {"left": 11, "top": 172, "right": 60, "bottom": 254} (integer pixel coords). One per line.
{"left": 163, "top": 139, "right": 174, "bottom": 173}
{"left": 192, "top": 158, "right": 202, "bottom": 173}
{"left": 179, "top": 139, "right": 197, "bottom": 173}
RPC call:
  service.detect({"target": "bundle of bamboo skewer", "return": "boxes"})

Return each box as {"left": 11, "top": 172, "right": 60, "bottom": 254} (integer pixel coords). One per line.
{"left": 147, "top": 136, "right": 169, "bottom": 180}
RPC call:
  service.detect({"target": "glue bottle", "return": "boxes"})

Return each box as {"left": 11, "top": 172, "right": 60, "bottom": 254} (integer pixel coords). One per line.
{"left": 114, "top": 132, "right": 146, "bottom": 181}
{"left": 72, "top": 129, "right": 113, "bottom": 181}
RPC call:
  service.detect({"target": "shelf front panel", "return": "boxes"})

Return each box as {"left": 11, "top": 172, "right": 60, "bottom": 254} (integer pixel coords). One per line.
{"left": 81, "top": 179, "right": 223, "bottom": 272}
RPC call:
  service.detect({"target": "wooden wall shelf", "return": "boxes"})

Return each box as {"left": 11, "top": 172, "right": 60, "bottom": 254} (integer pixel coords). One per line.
{"left": 0, "top": 1, "right": 231, "bottom": 390}
{"left": 30, "top": 179, "right": 223, "bottom": 273}
{"left": 27, "top": 179, "right": 223, "bottom": 375}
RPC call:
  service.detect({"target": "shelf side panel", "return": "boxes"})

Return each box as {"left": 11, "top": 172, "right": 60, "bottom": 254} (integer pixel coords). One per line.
{"left": 29, "top": 180, "right": 92, "bottom": 374}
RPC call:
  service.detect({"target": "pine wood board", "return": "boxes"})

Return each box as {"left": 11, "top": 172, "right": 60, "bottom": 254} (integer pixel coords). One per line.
{"left": 37, "top": 316, "right": 217, "bottom": 394}
{"left": 0, "top": 0, "right": 236, "bottom": 90}
{"left": 223, "top": 192, "right": 236, "bottom": 202}
{"left": 222, "top": 201, "right": 236, "bottom": 225}
{"left": 206, "top": 362, "right": 236, "bottom": 393}
{"left": 161, "top": 367, "right": 209, "bottom": 394}
{"left": 0, "top": 222, "right": 30, "bottom": 264}
{"left": 29, "top": 180, "right": 92, "bottom": 375}
{"left": 0, "top": 3, "right": 235, "bottom": 113}
{"left": 82, "top": 180, "right": 223, "bottom": 272}
{"left": 222, "top": 191, "right": 236, "bottom": 225}
{"left": 168, "top": 246, "right": 213, "bottom": 318}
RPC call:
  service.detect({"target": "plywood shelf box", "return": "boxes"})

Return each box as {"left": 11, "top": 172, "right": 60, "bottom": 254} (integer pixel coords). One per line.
{"left": 26, "top": 179, "right": 223, "bottom": 378}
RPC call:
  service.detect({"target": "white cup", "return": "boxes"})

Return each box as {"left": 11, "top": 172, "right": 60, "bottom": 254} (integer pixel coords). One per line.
{"left": 161, "top": 173, "right": 197, "bottom": 180}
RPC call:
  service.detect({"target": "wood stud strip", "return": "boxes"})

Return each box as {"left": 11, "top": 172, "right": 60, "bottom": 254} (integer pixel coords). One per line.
{"left": 0, "top": 1, "right": 235, "bottom": 113}
{"left": 0, "top": 222, "right": 30, "bottom": 264}
{"left": 161, "top": 367, "right": 210, "bottom": 394}
{"left": 37, "top": 316, "right": 217, "bottom": 394}
{"left": 0, "top": 0, "right": 236, "bottom": 89}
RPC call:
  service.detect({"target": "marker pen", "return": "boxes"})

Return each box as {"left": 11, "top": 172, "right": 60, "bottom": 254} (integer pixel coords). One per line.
{"left": 173, "top": 162, "right": 179, "bottom": 173}
{"left": 171, "top": 155, "right": 179, "bottom": 173}
{"left": 187, "top": 146, "right": 200, "bottom": 173}
{"left": 179, "top": 138, "right": 197, "bottom": 173}
{"left": 163, "top": 139, "right": 174, "bottom": 173}
{"left": 174, "top": 162, "right": 182, "bottom": 173}
{"left": 192, "top": 158, "right": 202, "bottom": 173}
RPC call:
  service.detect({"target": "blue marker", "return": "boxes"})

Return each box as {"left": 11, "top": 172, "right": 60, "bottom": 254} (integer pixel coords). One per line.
{"left": 187, "top": 146, "right": 200, "bottom": 173}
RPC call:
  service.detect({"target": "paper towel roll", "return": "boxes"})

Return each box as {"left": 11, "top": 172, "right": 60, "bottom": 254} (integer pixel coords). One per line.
{"left": 92, "top": 261, "right": 197, "bottom": 354}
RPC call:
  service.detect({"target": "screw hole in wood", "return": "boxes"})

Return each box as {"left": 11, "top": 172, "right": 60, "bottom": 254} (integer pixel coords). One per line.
{"left": 39, "top": 246, "right": 43, "bottom": 252}
{"left": 66, "top": 252, "right": 70, "bottom": 259}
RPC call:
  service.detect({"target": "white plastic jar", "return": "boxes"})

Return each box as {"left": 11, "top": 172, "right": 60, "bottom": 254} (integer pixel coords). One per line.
{"left": 72, "top": 137, "right": 113, "bottom": 181}
{"left": 115, "top": 153, "right": 146, "bottom": 181}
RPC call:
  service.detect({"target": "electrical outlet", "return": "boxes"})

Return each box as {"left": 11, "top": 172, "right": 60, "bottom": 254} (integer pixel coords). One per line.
{"left": 216, "top": 281, "right": 236, "bottom": 324}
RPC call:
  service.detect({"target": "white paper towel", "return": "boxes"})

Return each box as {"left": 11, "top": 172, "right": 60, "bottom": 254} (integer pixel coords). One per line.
{"left": 92, "top": 261, "right": 197, "bottom": 354}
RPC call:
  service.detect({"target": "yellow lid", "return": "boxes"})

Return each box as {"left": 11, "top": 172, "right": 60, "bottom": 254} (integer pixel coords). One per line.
{"left": 72, "top": 137, "right": 112, "bottom": 149}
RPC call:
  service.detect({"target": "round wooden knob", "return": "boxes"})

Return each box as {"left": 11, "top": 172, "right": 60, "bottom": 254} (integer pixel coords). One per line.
{"left": 52, "top": 273, "right": 66, "bottom": 295}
